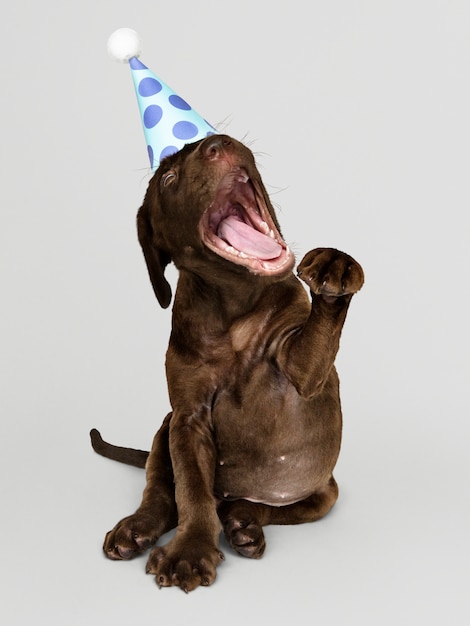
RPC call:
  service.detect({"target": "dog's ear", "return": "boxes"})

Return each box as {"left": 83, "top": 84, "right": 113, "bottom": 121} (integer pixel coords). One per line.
{"left": 137, "top": 204, "right": 172, "bottom": 308}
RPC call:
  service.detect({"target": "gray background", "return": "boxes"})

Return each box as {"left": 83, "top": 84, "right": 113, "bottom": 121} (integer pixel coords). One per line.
{"left": 1, "top": 0, "right": 469, "bottom": 624}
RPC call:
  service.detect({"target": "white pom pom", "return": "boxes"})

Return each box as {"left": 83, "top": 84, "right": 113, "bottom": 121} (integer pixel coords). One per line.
{"left": 107, "top": 28, "right": 142, "bottom": 63}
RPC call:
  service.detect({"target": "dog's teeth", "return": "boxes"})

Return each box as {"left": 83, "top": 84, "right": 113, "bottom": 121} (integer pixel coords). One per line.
{"left": 239, "top": 251, "right": 248, "bottom": 259}
{"left": 260, "top": 221, "right": 270, "bottom": 234}
{"left": 269, "top": 229, "right": 275, "bottom": 239}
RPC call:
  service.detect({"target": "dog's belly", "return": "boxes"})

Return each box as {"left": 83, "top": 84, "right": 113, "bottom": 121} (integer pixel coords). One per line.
{"left": 212, "top": 367, "right": 341, "bottom": 506}
{"left": 214, "top": 452, "right": 322, "bottom": 506}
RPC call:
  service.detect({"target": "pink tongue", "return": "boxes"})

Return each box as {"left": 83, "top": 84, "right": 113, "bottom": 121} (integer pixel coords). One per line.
{"left": 217, "top": 215, "right": 282, "bottom": 260}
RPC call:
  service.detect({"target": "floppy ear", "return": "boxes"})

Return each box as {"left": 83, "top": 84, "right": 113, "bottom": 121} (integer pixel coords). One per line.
{"left": 137, "top": 204, "right": 172, "bottom": 308}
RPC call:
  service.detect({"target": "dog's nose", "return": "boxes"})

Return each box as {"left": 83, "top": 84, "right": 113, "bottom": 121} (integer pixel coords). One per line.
{"left": 204, "top": 135, "right": 233, "bottom": 160}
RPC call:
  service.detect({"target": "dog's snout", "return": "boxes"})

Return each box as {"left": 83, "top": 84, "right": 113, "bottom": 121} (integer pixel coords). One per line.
{"left": 204, "top": 135, "right": 233, "bottom": 161}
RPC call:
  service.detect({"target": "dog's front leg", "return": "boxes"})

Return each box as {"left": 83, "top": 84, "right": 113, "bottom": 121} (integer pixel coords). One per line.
{"left": 145, "top": 402, "right": 223, "bottom": 592}
{"left": 278, "top": 248, "right": 364, "bottom": 398}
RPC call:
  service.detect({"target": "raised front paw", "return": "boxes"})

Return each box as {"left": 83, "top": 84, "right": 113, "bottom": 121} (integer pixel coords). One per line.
{"left": 297, "top": 248, "right": 364, "bottom": 302}
{"left": 103, "top": 511, "right": 161, "bottom": 560}
{"left": 146, "top": 535, "right": 224, "bottom": 592}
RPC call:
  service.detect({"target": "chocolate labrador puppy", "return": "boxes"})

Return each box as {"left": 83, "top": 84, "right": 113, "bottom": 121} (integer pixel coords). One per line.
{"left": 91, "top": 134, "right": 364, "bottom": 592}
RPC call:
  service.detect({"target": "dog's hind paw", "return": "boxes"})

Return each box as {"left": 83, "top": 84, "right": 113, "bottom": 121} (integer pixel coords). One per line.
{"left": 103, "top": 512, "right": 160, "bottom": 560}
{"left": 223, "top": 517, "right": 266, "bottom": 559}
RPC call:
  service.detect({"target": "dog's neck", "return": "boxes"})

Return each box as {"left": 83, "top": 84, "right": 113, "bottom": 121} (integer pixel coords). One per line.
{"left": 173, "top": 268, "right": 283, "bottom": 328}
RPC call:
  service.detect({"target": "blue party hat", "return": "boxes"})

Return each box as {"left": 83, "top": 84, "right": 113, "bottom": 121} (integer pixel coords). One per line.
{"left": 108, "top": 28, "right": 218, "bottom": 170}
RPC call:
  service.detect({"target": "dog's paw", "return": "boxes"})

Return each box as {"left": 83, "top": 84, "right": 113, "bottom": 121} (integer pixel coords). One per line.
{"left": 146, "top": 536, "right": 225, "bottom": 593}
{"left": 223, "top": 517, "right": 266, "bottom": 559}
{"left": 297, "top": 248, "right": 364, "bottom": 302}
{"left": 103, "top": 512, "right": 160, "bottom": 560}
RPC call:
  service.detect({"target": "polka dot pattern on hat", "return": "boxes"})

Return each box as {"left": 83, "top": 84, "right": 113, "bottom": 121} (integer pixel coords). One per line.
{"left": 143, "top": 105, "right": 163, "bottom": 129}
{"left": 173, "top": 121, "right": 198, "bottom": 140}
{"left": 129, "top": 58, "right": 218, "bottom": 169}
{"left": 138, "top": 77, "right": 162, "bottom": 97}
{"left": 169, "top": 95, "right": 191, "bottom": 111}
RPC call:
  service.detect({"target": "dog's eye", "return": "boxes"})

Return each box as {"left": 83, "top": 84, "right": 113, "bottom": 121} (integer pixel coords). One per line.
{"left": 161, "top": 171, "right": 177, "bottom": 188}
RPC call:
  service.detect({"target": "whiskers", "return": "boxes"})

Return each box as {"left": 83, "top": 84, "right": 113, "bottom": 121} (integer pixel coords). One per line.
{"left": 213, "top": 116, "right": 234, "bottom": 134}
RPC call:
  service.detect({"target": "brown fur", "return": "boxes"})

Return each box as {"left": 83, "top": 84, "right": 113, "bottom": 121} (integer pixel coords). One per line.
{"left": 91, "top": 135, "right": 364, "bottom": 591}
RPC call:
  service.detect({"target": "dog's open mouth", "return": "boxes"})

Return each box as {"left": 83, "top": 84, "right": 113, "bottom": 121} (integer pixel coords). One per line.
{"left": 200, "top": 168, "right": 294, "bottom": 275}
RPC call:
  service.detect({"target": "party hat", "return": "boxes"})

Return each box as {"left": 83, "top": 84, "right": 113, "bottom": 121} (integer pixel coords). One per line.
{"left": 107, "top": 28, "right": 218, "bottom": 170}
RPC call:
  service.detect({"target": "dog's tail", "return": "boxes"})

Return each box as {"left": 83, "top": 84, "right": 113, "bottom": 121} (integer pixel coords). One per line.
{"left": 89, "top": 429, "right": 149, "bottom": 469}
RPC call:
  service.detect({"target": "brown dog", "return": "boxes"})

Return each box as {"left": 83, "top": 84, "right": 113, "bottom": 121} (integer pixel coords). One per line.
{"left": 91, "top": 135, "right": 364, "bottom": 592}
